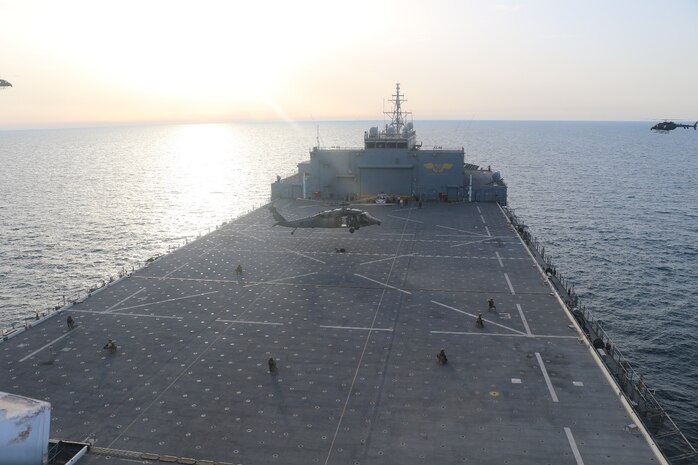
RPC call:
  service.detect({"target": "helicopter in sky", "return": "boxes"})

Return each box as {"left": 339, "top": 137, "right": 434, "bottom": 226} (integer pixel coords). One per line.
{"left": 651, "top": 121, "right": 697, "bottom": 132}
{"left": 269, "top": 204, "right": 381, "bottom": 234}
{"left": 0, "top": 78, "right": 12, "bottom": 88}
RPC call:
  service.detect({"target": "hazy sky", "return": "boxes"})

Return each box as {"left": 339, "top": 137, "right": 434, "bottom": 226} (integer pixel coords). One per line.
{"left": 1, "top": 0, "right": 697, "bottom": 129}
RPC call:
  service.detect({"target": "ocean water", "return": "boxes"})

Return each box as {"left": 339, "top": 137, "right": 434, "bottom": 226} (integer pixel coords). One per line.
{"left": 1, "top": 120, "right": 696, "bottom": 447}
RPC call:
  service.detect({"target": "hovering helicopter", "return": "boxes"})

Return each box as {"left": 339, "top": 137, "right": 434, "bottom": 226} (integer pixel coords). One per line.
{"left": 269, "top": 205, "right": 381, "bottom": 234}
{"left": 651, "top": 121, "right": 697, "bottom": 132}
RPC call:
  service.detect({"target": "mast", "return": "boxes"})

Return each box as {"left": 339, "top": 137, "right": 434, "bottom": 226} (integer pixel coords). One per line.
{"left": 384, "top": 82, "right": 408, "bottom": 134}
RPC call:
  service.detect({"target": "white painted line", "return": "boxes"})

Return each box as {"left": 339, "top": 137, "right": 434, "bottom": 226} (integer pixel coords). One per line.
{"left": 485, "top": 226, "right": 491, "bottom": 237}
{"left": 285, "top": 248, "right": 326, "bottom": 264}
{"left": 573, "top": 381, "right": 584, "bottom": 387}
{"left": 108, "top": 312, "right": 183, "bottom": 319}
{"left": 20, "top": 331, "right": 73, "bottom": 362}
{"left": 429, "top": 330, "right": 577, "bottom": 339}
{"left": 516, "top": 304, "right": 533, "bottom": 336}
{"left": 430, "top": 300, "right": 526, "bottom": 335}
{"left": 244, "top": 272, "right": 318, "bottom": 287}
{"left": 216, "top": 319, "right": 284, "bottom": 326}
{"left": 450, "top": 237, "right": 495, "bottom": 248}
{"left": 476, "top": 206, "right": 481, "bottom": 213}
{"left": 105, "top": 288, "right": 146, "bottom": 312}
{"left": 116, "top": 290, "right": 218, "bottom": 311}
{"left": 320, "top": 325, "right": 393, "bottom": 332}
{"left": 354, "top": 274, "right": 412, "bottom": 295}
{"left": 504, "top": 272, "right": 516, "bottom": 295}
{"left": 387, "top": 214, "right": 424, "bottom": 224}
{"left": 163, "top": 263, "right": 188, "bottom": 278}
{"left": 437, "top": 224, "right": 490, "bottom": 237}
{"left": 564, "top": 427, "right": 585, "bottom": 465}
{"left": 495, "top": 251, "right": 504, "bottom": 268}
{"left": 480, "top": 214, "right": 486, "bottom": 224}
{"left": 535, "top": 352, "right": 559, "bottom": 402}
{"left": 511, "top": 378, "right": 522, "bottom": 384}
{"left": 360, "top": 253, "right": 416, "bottom": 266}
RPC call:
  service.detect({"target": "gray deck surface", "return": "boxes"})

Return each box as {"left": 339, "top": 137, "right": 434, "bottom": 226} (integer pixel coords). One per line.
{"left": 1, "top": 201, "right": 662, "bottom": 464}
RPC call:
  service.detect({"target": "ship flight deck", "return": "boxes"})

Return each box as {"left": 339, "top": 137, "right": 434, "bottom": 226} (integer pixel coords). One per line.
{"left": 0, "top": 200, "right": 665, "bottom": 465}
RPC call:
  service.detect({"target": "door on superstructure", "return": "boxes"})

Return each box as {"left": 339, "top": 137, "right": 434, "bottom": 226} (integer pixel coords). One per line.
{"left": 359, "top": 167, "right": 413, "bottom": 196}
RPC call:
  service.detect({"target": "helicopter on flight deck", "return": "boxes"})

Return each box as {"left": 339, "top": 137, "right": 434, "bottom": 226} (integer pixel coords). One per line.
{"left": 269, "top": 204, "right": 381, "bottom": 234}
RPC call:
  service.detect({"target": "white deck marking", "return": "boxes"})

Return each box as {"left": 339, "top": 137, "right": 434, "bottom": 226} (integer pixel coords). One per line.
{"left": 480, "top": 214, "right": 486, "bottom": 224}
{"left": 450, "top": 237, "right": 495, "bottom": 248}
{"left": 431, "top": 300, "right": 526, "bottom": 335}
{"left": 436, "top": 224, "right": 490, "bottom": 237}
{"left": 495, "top": 251, "right": 504, "bottom": 267}
{"left": 430, "top": 330, "right": 577, "bottom": 339}
{"left": 387, "top": 214, "right": 424, "bottom": 224}
{"left": 116, "top": 291, "right": 218, "bottom": 311}
{"left": 284, "top": 248, "right": 326, "bottom": 264}
{"left": 359, "top": 253, "right": 416, "bottom": 265}
{"left": 564, "top": 427, "right": 586, "bottom": 465}
{"left": 536, "top": 352, "right": 559, "bottom": 402}
{"left": 476, "top": 206, "right": 481, "bottom": 213}
{"left": 516, "top": 304, "right": 533, "bottom": 336}
{"left": 354, "top": 274, "right": 412, "bottom": 295}
{"left": 105, "top": 288, "right": 146, "bottom": 312}
{"left": 163, "top": 263, "right": 188, "bottom": 278}
{"left": 20, "top": 331, "right": 73, "bottom": 362}
{"left": 320, "top": 325, "right": 393, "bottom": 332}
{"left": 485, "top": 226, "right": 491, "bottom": 237}
{"left": 72, "top": 309, "right": 183, "bottom": 320}
{"left": 243, "top": 272, "right": 318, "bottom": 287}
{"left": 504, "top": 272, "right": 516, "bottom": 295}
{"left": 216, "top": 319, "right": 284, "bottom": 326}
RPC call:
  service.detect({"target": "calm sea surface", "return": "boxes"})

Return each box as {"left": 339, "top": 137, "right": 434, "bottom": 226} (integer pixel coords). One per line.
{"left": 1, "top": 120, "right": 696, "bottom": 446}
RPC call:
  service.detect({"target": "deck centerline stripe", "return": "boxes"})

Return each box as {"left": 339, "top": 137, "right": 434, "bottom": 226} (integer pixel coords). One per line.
{"left": 536, "top": 352, "right": 559, "bottom": 402}
{"left": 495, "top": 251, "right": 504, "bottom": 267}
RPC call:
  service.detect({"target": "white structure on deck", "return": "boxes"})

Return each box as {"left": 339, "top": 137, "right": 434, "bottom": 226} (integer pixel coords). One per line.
{"left": 0, "top": 392, "right": 50, "bottom": 465}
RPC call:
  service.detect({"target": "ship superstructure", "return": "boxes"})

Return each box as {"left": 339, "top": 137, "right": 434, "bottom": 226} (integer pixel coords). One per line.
{"left": 272, "top": 83, "right": 506, "bottom": 204}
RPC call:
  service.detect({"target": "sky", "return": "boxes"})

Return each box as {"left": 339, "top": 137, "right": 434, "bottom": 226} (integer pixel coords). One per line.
{"left": 1, "top": 0, "right": 697, "bottom": 129}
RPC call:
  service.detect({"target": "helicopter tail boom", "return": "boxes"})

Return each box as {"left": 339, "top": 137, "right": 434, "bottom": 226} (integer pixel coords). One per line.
{"left": 268, "top": 206, "right": 289, "bottom": 226}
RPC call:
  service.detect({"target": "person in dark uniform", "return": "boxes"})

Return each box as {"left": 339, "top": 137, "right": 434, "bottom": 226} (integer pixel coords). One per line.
{"left": 487, "top": 298, "right": 496, "bottom": 312}
{"left": 66, "top": 315, "right": 76, "bottom": 330}
{"left": 437, "top": 349, "right": 448, "bottom": 364}
{"left": 476, "top": 314, "right": 484, "bottom": 328}
{"left": 103, "top": 339, "right": 117, "bottom": 353}
{"left": 235, "top": 264, "right": 243, "bottom": 277}
{"left": 268, "top": 357, "right": 277, "bottom": 373}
